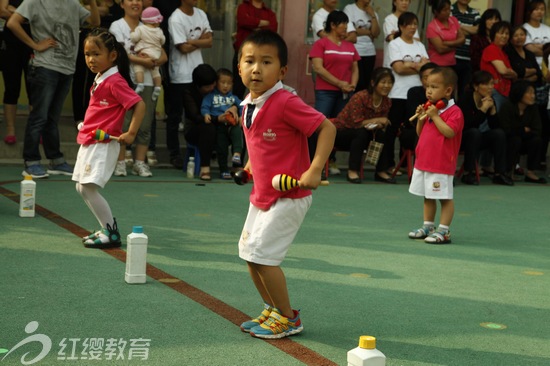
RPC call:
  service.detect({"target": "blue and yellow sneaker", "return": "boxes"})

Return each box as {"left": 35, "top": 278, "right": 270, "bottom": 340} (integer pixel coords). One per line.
{"left": 240, "top": 303, "right": 272, "bottom": 333}
{"left": 249, "top": 308, "right": 303, "bottom": 339}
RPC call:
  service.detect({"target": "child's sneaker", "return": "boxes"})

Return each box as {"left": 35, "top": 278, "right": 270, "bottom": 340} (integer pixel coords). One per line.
{"left": 125, "top": 150, "right": 134, "bottom": 167}
{"left": 114, "top": 161, "right": 127, "bottom": 176}
{"left": 240, "top": 303, "right": 272, "bottom": 333}
{"left": 249, "top": 308, "right": 303, "bottom": 339}
{"left": 146, "top": 151, "right": 158, "bottom": 167}
{"left": 424, "top": 230, "right": 451, "bottom": 244}
{"left": 132, "top": 161, "right": 153, "bottom": 177}
{"left": 83, "top": 219, "right": 121, "bottom": 249}
{"left": 408, "top": 226, "right": 435, "bottom": 239}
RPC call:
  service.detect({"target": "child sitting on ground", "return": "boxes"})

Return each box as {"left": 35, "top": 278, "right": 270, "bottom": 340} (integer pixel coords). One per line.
{"left": 130, "top": 6, "right": 165, "bottom": 101}
{"left": 201, "top": 68, "right": 243, "bottom": 179}
{"left": 408, "top": 67, "right": 464, "bottom": 244}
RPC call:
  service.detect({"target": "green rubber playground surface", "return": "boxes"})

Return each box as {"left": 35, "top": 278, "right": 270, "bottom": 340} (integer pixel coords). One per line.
{"left": 1, "top": 165, "right": 549, "bottom": 365}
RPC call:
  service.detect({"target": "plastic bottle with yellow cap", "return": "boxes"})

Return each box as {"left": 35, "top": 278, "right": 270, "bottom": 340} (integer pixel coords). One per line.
{"left": 347, "top": 335, "right": 386, "bottom": 366}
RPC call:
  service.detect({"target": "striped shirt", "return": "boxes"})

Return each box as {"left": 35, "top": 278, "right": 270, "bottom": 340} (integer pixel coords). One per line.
{"left": 451, "top": 3, "right": 480, "bottom": 61}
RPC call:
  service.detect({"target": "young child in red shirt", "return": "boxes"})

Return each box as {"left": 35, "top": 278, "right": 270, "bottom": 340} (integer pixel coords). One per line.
{"left": 408, "top": 67, "right": 464, "bottom": 244}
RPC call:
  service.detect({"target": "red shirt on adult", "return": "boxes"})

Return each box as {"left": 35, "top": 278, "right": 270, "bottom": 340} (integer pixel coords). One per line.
{"left": 234, "top": 0, "right": 278, "bottom": 51}
{"left": 309, "top": 37, "right": 361, "bottom": 92}
{"left": 480, "top": 43, "right": 512, "bottom": 96}
{"left": 426, "top": 16, "right": 461, "bottom": 66}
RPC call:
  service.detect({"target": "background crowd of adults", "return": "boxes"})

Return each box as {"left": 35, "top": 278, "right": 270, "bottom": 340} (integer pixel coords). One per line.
{"left": 1, "top": 0, "right": 549, "bottom": 184}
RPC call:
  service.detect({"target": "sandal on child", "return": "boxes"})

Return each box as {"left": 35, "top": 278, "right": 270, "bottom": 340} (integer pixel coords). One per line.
{"left": 424, "top": 231, "right": 451, "bottom": 244}
{"left": 408, "top": 226, "right": 434, "bottom": 239}
{"left": 84, "top": 220, "right": 121, "bottom": 249}
{"left": 82, "top": 230, "right": 102, "bottom": 243}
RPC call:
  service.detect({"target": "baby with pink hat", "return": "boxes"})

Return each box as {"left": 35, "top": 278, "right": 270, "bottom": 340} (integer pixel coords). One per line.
{"left": 130, "top": 6, "right": 165, "bottom": 100}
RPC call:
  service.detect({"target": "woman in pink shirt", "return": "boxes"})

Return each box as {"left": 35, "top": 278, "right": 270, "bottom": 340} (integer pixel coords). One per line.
{"left": 426, "top": 0, "right": 465, "bottom": 69}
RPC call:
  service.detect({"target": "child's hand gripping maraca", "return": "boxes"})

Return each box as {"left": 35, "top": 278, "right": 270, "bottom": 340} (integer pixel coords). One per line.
{"left": 272, "top": 174, "right": 330, "bottom": 192}
{"left": 409, "top": 100, "right": 432, "bottom": 122}
{"left": 419, "top": 98, "right": 448, "bottom": 122}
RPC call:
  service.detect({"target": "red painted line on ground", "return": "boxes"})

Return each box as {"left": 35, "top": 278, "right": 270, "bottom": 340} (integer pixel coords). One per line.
{"left": 0, "top": 185, "right": 338, "bottom": 366}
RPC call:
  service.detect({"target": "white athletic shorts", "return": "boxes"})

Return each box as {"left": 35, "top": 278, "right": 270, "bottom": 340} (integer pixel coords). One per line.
{"left": 409, "top": 168, "right": 454, "bottom": 200}
{"left": 239, "top": 196, "right": 312, "bottom": 266}
{"left": 72, "top": 141, "right": 120, "bottom": 188}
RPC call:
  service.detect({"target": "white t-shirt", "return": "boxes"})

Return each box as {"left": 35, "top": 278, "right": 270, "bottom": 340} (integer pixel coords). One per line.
{"left": 523, "top": 22, "right": 550, "bottom": 67}
{"left": 388, "top": 37, "right": 428, "bottom": 99}
{"left": 343, "top": 3, "right": 378, "bottom": 57}
{"left": 311, "top": 7, "right": 356, "bottom": 42}
{"left": 168, "top": 7, "right": 212, "bottom": 84}
{"left": 383, "top": 13, "right": 420, "bottom": 68}
{"left": 110, "top": 18, "right": 154, "bottom": 86}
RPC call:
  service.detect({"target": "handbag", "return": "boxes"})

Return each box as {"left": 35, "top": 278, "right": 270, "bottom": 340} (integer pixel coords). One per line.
{"left": 365, "top": 132, "right": 384, "bottom": 166}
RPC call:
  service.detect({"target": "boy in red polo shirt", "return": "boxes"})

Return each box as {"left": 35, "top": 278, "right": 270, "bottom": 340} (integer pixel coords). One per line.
{"left": 237, "top": 30, "right": 335, "bottom": 338}
{"left": 408, "top": 67, "right": 464, "bottom": 244}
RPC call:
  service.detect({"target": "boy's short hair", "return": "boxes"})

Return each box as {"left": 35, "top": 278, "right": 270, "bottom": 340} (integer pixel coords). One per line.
{"left": 419, "top": 62, "right": 439, "bottom": 75}
{"left": 217, "top": 68, "right": 233, "bottom": 80}
{"left": 238, "top": 30, "right": 288, "bottom": 67}
{"left": 429, "top": 67, "right": 457, "bottom": 92}
{"left": 192, "top": 64, "right": 217, "bottom": 87}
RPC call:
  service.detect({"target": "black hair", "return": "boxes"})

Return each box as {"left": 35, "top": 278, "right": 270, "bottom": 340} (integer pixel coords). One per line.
{"left": 238, "top": 30, "right": 288, "bottom": 67}
{"left": 471, "top": 70, "right": 494, "bottom": 87}
{"left": 489, "top": 21, "right": 511, "bottom": 42}
{"left": 525, "top": 0, "right": 546, "bottom": 23}
{"left": 217, "top": 68, "right": 233, "bottom": 80}
{"left": 477, "top": 9, "right": 502, "bottom": 36}
{"left": 419, "top": 62, "right": 439, "bottom": 74}
{"left": 509, "top": 80, "right": 535, "bottom": 104}
{"left": 543, "top": 42, "right": 550, "bottom": 69}
{"left": 192, "top": 64, "right": 217, "bottom": 87}
{"left": 324, "top": 10, "right": 349, "bottom": 34}
{"left": 394, "top": 12, "right": 418, "bottom": 39}
{"left": 428, "top": 0, "right": 451, "bottom": 15}
{"left": 85, "top": 28, "right": 132, "bottom": 88}
{"left": 510, "top": 25, "right": 528, "bottom": 39}
{"left": 430, "top": 66, "right": 457, "bottom": 92}
{"left": 367, "top": 67, "right": 394, "bottom": 94}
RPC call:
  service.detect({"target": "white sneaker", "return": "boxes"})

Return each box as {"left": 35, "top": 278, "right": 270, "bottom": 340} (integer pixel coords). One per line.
{"left": 329, "top": 162, "right": 341, "bottom": 175}
{"left": 125, "top": 150, "right": 133, "bottom": 167}
{"left": 146, "top": 151, "right": 158, "bottom": 167}
{"left": 132, "top": 161, "right": 153, "bottom": 177}
{"left": 113, "top": 161, "right": 127, "bottom": 176}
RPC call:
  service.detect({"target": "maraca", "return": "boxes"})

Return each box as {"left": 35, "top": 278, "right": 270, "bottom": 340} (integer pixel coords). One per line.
{"left": 234, "top": 169, "right": 252, "bottom": 185}
{"left": 409, "top": 101, "right": 432, "bottom": 122}
{"left": 418, "top": 98, "right": 448, "bottom": 122}
{"left": 272, "top": 174, "right": 329, "bottom": 192}
{"left": 90, "top": 129, "right": 119, "bottom": 141}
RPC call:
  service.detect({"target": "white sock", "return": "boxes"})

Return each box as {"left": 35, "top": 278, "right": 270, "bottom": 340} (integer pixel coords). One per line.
{"left": 423, "top": 221, "right": 435, "bottom": 228}
{"left": 76, "top": 183, "right": 114, "bottom": 228}
{"left": 438, "top": 224, "right": 450, "bottom": 233}
{"left": 135, "top": 83, "right": 144, "bottom": 94}
{"left": 152, "top": 86, "right": 161, "bottom": 101}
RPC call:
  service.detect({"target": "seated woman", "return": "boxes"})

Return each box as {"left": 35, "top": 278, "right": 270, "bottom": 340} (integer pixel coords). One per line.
{"left": 498, "top": 80, "right": 546, "bottom": 184}
{"left": 182, "top": 64, "right": 238, "bottom": 181}
{"left": 458, "top": 71, "right": 513, "bottom": 186}
{"left": 331, "top": 67, "right": 395, "bottom": 184}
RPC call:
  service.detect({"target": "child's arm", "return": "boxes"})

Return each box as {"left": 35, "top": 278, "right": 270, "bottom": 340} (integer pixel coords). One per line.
{"left": 299, "top": 119, "right": 336, "bottom": 189}
{"left": 118, "top": 100, "right": 145, "bottom": 145}
{"left": 425, "top": 105, "right": 455, "bottom": 138}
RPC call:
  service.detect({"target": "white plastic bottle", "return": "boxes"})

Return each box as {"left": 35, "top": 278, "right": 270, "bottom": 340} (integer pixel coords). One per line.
{"left": 125, "top": 226, "right": 148, "bottom": 284}
{"left": 19, "top": 176, "right": 36, "bottom": 217}
{"left": 347, "top": 336, "right": 386, "bottom": 366}
{"left": 187, "top": 156, "right": 195, "bottom": 178}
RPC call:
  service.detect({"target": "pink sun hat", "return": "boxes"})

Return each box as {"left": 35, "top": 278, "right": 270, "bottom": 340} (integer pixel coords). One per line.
{"left": 141, "top": 7, "right": 163, "bottom": 24}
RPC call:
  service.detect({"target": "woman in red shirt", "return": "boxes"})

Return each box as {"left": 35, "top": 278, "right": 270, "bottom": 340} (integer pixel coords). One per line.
{"left": 480, "top": 21, "right": 517, "bottom": 111}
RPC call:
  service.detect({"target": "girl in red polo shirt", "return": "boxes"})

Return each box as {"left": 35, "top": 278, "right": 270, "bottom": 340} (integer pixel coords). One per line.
{"left": 73, "top": 28, "right": 145, "bottom": 249}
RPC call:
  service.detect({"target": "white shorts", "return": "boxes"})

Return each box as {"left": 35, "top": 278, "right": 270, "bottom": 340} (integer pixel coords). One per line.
{"left": 72, "top": 141, "right": 120, "bottom": 188}
{"left": 238, "top": 196, "right": 312, "bottom": 266}
{"left": 409, "top": 168, "right": 454, "bottom": 200}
